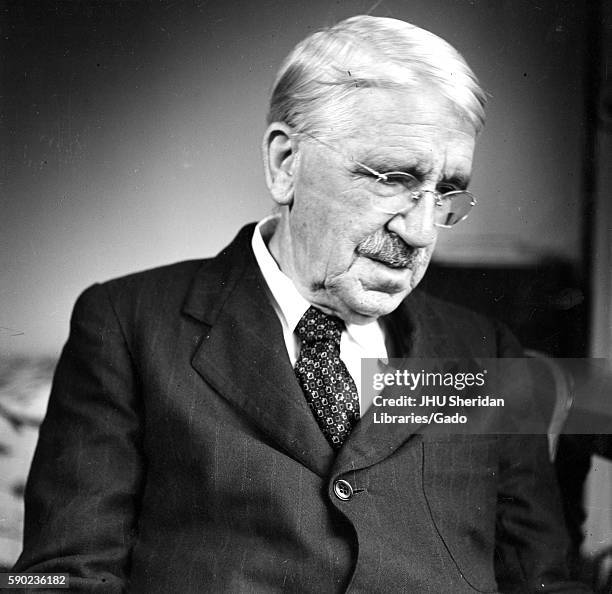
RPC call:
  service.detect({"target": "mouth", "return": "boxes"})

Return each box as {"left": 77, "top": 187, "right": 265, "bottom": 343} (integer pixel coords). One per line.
{"left": 356, "top": 231, "right": 419, "bottom": 269}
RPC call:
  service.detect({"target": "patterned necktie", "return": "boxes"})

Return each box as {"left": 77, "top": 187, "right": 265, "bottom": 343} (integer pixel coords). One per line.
{"left": 294, "top": 306, "right": 360, "bottom": 450}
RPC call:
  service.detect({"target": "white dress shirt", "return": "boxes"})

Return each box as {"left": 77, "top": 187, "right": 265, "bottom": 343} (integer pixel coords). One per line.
{"left": 251, "top": 215, "right": 388, "bottom": 413}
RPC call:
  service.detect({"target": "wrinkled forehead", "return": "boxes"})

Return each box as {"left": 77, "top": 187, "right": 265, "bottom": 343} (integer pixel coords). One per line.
{"left": 326, "top": 87, "right": 477, "bottom": 168}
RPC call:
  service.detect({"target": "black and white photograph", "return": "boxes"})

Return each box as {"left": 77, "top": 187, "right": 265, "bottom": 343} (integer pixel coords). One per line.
{"left": 1, "top": 1, "right": 611, "bottom": 592}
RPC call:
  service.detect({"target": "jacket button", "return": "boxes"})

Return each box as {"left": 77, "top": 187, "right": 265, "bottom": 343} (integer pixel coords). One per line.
{"left": 333, "top": 479, "right": 353, "bottom": 501}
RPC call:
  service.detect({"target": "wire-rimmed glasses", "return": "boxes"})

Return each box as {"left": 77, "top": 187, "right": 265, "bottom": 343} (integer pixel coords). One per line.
{"left": 354, "top": 161, "right": 477, "bottom": 228}
{"left": 297, "top": 131, "right": 477, "bottom": 228}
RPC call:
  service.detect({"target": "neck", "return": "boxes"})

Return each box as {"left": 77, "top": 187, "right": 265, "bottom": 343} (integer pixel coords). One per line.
{"left": 267, "top": 210, "right": 297, "bottom": 283}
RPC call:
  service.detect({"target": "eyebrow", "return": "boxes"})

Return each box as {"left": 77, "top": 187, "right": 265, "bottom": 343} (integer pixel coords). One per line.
{"left": 354, "top": 156, "right": 471, "bottom": 190}
{"left": 354, "top": 155, "right": 431, "bottom": 178}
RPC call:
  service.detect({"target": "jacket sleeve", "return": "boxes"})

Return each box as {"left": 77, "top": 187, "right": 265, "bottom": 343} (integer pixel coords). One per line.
{"left": 493, "top": 323, "right": 592, "bottom": 593}
{"left": 13, "top": 283, "right": 144, "bottom": 593}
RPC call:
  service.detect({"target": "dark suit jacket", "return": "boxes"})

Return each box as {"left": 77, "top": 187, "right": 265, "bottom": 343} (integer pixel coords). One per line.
{"left": 15, "top": 224, "right": 588, "bottom": 593}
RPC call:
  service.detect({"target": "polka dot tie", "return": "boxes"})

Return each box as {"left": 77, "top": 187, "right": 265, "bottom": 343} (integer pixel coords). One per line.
{"left": 294, "top": 306, "right": 360, "bottom": 450}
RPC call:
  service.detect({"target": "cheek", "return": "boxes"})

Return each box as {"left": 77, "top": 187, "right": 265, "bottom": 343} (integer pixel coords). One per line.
{"left": 292, "top": 173, "right": 391, "bottom": 270}
{"left": 295, "top": 196, "right": 380, "bottom": 251}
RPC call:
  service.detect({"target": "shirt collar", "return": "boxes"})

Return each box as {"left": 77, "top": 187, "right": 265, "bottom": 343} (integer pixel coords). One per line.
{"left": 252, "top": 215, "right": 310, "bottom": 334}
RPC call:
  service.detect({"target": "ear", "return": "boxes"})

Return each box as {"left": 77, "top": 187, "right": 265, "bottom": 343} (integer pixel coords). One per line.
{"left": 262, "top": 122, "right": 298, "bottom": 206}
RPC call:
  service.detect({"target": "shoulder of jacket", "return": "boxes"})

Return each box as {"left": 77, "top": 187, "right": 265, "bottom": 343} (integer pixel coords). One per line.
{"left": 72, "top": 259, "right": 208, "bottom": 321}
{"left": 411, "top": 289, "right": 494, "bottom": 328}
{"left": 407, "top": 289, "right": 522, "bottom": 356}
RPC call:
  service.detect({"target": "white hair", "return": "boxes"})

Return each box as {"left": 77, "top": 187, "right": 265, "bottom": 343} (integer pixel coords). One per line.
{"left": 267, "top": 15, "right": 486, "bottom": 139}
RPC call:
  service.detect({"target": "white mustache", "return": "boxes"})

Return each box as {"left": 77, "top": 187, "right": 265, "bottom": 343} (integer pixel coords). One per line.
{"left": 356, "top": 231, "right": 418, "bottom": 269}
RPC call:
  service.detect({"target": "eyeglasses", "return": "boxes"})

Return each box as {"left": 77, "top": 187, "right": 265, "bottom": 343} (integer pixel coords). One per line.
{"left": 353, "top": 161, "right": 477, "bottom": 228}
{"left": 298, "top": 132, "right": 477, "bottom": 228}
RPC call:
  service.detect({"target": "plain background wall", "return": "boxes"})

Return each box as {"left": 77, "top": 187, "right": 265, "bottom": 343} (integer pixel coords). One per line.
{"left": 2, "top": 0, "right": 588, "bottom": 357}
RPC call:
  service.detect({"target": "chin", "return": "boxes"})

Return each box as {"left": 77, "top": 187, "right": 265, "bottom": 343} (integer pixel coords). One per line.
{"left": 329, "top": 286, "right": 410, "bottom": 324}
{"left": 317, "top": 260, "right": 428, "bottom": 323}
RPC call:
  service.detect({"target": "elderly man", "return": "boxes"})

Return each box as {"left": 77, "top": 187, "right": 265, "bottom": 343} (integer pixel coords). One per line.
{"left": 15, "top": 15, "right": 587, "bottom": 593}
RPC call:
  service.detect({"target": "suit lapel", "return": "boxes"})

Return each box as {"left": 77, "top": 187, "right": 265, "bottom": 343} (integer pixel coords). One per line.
{"left": 184, "top": 225, "right": 335, "bottom": 477}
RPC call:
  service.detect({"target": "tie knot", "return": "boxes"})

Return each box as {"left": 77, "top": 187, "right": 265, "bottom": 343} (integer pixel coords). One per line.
{"left": 295, "top": 306, "right": 344, "bottom": 346}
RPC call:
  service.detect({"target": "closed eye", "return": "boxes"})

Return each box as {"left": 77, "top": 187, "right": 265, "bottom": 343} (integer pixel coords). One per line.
{"left": 437, "top": 182, "right": 461, "bottom": 195}
{"left": 381, "top": 172, "right": 420, "bottom": 190}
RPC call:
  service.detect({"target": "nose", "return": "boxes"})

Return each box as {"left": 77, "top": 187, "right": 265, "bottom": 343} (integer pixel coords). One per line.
{"left": 386, "top": 191, "right": 438, "bottom": 248}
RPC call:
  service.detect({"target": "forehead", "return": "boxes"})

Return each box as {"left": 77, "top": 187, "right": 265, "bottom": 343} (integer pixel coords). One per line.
{"left": 332, "top": 87, "right": 477, "bottom": 171}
